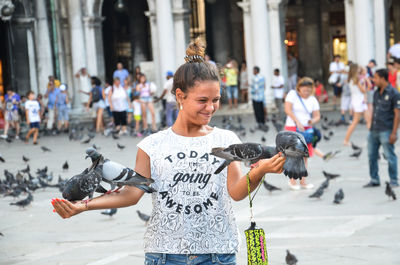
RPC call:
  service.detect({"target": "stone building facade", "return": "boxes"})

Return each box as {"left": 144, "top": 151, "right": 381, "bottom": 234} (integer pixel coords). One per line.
{"left": 0, "top": 0, "right": 399, "bottom": 113}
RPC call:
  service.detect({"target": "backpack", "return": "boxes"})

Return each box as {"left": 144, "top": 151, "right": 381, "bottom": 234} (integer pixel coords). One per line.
{"left": 92, "top": 86, "right": 101, "bottom": 103}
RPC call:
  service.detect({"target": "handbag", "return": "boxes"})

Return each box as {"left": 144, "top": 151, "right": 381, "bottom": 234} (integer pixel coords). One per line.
{"left": 296, "top": 93, "right": 321, "bottom": 147}
{"left": 245, "top": 172, "right": 268, "bottom": 265}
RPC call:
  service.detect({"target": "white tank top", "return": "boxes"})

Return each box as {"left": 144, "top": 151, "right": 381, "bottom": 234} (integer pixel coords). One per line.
{"left": 111, "top": 85, "right": 128, "bottom": 112}
{"left": 349, "top": 80, "right": 365, "bottom": 104}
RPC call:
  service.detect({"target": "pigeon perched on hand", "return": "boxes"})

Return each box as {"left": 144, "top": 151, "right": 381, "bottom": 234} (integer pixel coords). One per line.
{"left": 333, "top": 188, "right": 344, "bottom": 204}
{"left": 285, "top": 249, "right": 298, "bottom": 265}
{"left": 385, "top": 182, "right": 396, "bottom": 200}
{"left": 85, "top": 148, "right": 155, "bottom": 193}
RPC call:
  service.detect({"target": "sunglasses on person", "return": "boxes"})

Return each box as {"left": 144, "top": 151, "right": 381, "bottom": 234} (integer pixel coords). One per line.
{"left": 299, "top": 81, "right": 313, "bottom": 87}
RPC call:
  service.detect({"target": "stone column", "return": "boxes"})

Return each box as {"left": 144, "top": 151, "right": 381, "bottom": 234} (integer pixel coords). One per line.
{"left": 68, "top": 0, "right": 87, "bottom": 109}
{"left": 344, "top": 0, "right": 356, "bottom": 62}
{"left": 83, "top": 15, "right": 106, "bottom": 80}
{"left": 237, "top": 0, "right": 253, "bottom": 104}
{"left": 144, "top": 9, "right": 162, "bottom": 91}
{"left": 27, "top": 26, "right": 38, "bottom": 94}
{"left": 353, "top": 0, "right": 375, "bottom": 66}
{"left": 172, "top": 0, "right": 190, "bottom": 68}
{"left": 250, "top": 0, "right": 272, "bottom": 104}
{"left": 35, "top": 0, "right": 54, "bottom": 94}
{"left": 373, "top": 0, "right": 388, "bottom": 68}
{"left": 155, "top": 0, "right": 176, "bottom": 82}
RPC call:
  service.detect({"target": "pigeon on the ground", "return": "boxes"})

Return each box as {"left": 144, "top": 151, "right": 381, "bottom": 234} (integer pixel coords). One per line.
{"left": 41, "top": 146, "right": 51, "bottom": 152}
{"left": 85, "top": 148, "right": 155, "bottom": 193}
{"left": 323, "top": 135, "right": 330, "bottom": 141}
{"left": 81, "top": 138, "right": 91, "bottom": 144}
{"left": 87, "top": 132, "right": 96, "bottom": 139}
{"left": 117, "top": 143, "right": 125, "bottom": 150}
{"left": 249, "top": 128, "right": 255, "bottom": 134}
{"left": 385, "top": 182, "right": 396, "bottom": 200}
{"left": 0, "top": 232, "right": 3, "bottom": 236}
{"left": 92, "top": 144, "right": 100, "bottom": 150}
{"left": 323, "top": 150, "right": 341, "bottom": 161}
{"left": 263, "top": 181, "right": 281, "bottom": 192}
{"left": 10, "top": 192, "right": 33, "bottom": 208}
{"left": 63, "top": 161, "right": 69, "bottom": 171}
{"left": 137, "top": 210, "right": 150, "bottom": 225}
{"left": 329, "top": 131, "right": 334, "bottom": 137}
{"left": 333, "top": 188, "right": 344, "bottom": 204}
{"left": 351, "top": 142, "right": 361, "bottom": 151}
{"left": 22, "top": 156, "right": 29, "bottom": 163}
{"left": 21, "top": 165, "right": 30, "bottom": 174}
{"left": 101, "top": 208, "right": 117, "bottom": 217}
{"left": 322, "top": 170, "right": 340, "bottom": 180}
{"left": 350, "top": 149, "right": 362, "bottom": 158}
{"left": 0, "top": 154, "right": 5, "bottom": 163}
{"left": 309, "top": 187, "right": 324, "bottom": 199}
{"left": 321, "top": 123, "right": 329, "bottom": 130}
{"left": 211, "top": 131, "right": 309, "bottom": 179}
{"left": 285, "top": 249, "right": 298, "bottom": 265}
{"left": 261, "top": 136, "right": 266, "bottom": 143}
{"left": 112, "top": 133, "right": 120, "bottom": 140}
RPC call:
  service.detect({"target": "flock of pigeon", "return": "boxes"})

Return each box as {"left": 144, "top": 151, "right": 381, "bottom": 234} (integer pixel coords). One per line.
{"left": 0, "top": 114, "right": 397, "bottom": 265}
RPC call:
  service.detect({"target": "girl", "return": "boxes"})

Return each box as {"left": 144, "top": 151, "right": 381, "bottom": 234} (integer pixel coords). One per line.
{"left": 123, "top": 78, "right": 134, "bottom": 127}
{"left": 52, "top": 39, "right": 285, "bottom": 265}
{"left": 87, "top": 77, "right": 105, "bottom": 133}
{"left": 284, "top": 77, "right": 320, "bottom": 190}
{"left": 108, "top": 77, "right": 129, "bottom": 135}
{"left": 132, "top": 91, "right": 143, "bottom": 137}
{"left": 136, "top": 74, "right": 157, "bottom": 134}
{"left": 343, "top": 64, "right": 370, "bottom": 145}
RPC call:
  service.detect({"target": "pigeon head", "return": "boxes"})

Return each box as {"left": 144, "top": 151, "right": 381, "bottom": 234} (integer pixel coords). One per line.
{"left": 275, "top": 131, "right": 309, "bottom": 157}
{"left": 85, "top": 148, "right": 102, "bottom": 162}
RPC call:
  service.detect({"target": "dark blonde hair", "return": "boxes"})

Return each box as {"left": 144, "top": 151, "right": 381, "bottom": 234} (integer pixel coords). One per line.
{"left": 172, "top": 38, "right": 220, "bottom": 96}
{"left": 296, "top": 77, "right": 315, "bottom": 94}
{"left": 348, "top": 63, "right": 359, "bottom": 84}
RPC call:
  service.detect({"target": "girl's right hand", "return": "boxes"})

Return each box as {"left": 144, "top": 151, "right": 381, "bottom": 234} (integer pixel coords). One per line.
{"left": 51, "top": 198, "right": 87, "bottom": 219}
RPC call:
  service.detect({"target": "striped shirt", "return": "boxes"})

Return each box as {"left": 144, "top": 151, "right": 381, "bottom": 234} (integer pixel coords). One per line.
{"left": 251, "top": 74, "right": 265, "bottom": 102}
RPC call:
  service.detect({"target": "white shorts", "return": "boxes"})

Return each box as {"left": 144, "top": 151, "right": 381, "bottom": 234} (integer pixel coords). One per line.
{"left": 340, "top": 96, "right": 351, "bottom": 111}
{"left": 351, "top": 100, "right": 367, "bottom": 113}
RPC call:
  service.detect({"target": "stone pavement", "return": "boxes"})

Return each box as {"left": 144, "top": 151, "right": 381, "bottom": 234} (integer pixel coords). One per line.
{"left": 0, "top": 112, "right": 399, "bottom": 265}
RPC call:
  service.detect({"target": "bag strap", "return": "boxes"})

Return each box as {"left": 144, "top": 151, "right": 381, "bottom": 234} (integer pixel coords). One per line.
{"left": 246, "top": 171, "right": 265, "bottom": 222}
{"left": 296, "top": 92, "right": 312, "bottom": 119}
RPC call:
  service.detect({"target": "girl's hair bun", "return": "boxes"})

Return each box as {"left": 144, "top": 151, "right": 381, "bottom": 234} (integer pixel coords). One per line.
{"left": 184, "top": 37, "right": 206, "bottom": 63}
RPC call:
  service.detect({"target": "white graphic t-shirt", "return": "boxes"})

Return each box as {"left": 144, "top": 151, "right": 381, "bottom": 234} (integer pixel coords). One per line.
{"left": 25, "top": 100, "right": 41, "bottom": 123}
{"left": 137, "top": 127, "right": 241, "bottom": 254}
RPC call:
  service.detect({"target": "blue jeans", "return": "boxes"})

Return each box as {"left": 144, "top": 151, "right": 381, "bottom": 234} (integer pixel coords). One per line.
{"left": 226, "top": 86, "right": 238, "bottom": 100}
{"left": 145, "top": 253, "right": 236, "bottom": 265}
{"left": 166, "top": 102, "right": 179, "bottom": 127}
{"left": 368, "top": 130, "right": 398, "bottom": 185}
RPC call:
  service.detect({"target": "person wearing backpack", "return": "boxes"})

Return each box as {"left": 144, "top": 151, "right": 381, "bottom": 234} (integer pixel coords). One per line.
{"left": 87, "top": 76, "right": 105, "bottom": 133}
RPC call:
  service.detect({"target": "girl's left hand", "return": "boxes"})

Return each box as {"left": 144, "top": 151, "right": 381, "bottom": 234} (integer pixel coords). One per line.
{"left": 258, "top": 153, "right": 285, "bottom": 174}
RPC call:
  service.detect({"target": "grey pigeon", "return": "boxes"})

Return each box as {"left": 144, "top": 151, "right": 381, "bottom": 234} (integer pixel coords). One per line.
{"left": 309, "top": 186, "right": 324, "bottom": 199}
{"left": 323, "top": 135, "right": 330, "bottom": 141}
{"left": 63, "top": 161, "right": 69, "bottom": 171}
{"left": 350, "top": 149, "right": 362, "bottom": 158}
{"left": 101, "top": 208, "right": 117, "bottom": 217}
{"left": 211, "top": 143, "right": 276, "bottom": 174}
{"left": 117, "top": 143, "right": 125, "bottom": 150}
{"left": 263, "top": 181, "right": 281, "bottom": 192}
{"left": 211, "top": 131, "right": 309, "bottom": 179}
{"left": 81, "top": 138, "right": 91, "bottom": 144}
{"left": 319, "top": 178, "right": 329, "bottom": 190}
{"left": 0, "top": 154, "right": 5, "bottom": 163}
{"left": 136, "top": 210, "right": 150, "bottom": 225}
{"left": 285, "top": 249, "right": 298, "bottom": 265}
{"left": 385, "top": 182, "right": 396, "bottom": 200}
{"left": 351, "top": 142, "right": 361, "bottom": 151}
{"left": 333, "top": 188, "right": 344, "bottom": 204}
{"left": 62, "top": 160, "right": 102, "bottom": 202}
{"left": 85, "top": 148, "right": 155, "bottom": 193}
{"left": 22, "top": 155, "right": 29, "bottom": 163}
{"left": 323, "top": 170, "right": 340, "bottom": 180}
{"left": 41, "top": 146, "right": 51, "bottom": 152}
{"left": 10, "top": 192, "right": 33, "bottom": 208}
{"left": 21, "top": 165, "right": 30, "bottom": 174}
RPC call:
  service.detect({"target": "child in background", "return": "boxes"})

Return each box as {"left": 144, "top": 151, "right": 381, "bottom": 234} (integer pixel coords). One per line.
{"left": 314, "top": 79, "right": 328, "bottom": 103}
{"left": 25, "top": 91, "right": 41, "bottom": 144}
{"left": 132, "top": 92, "right": 142, "bottom": 137}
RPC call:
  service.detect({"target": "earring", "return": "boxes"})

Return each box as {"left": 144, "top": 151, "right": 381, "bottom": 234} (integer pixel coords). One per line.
{"left": 180, "top": 103, "right": 183, "bottom": 110}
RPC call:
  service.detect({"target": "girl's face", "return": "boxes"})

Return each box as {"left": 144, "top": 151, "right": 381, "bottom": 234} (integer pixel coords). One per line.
{"left": 298, "top": 85, "right": 312, "bottom": 99}
{"left": 140, "top": 75, "right": 146, "bottom": 83}
{"left": 178, "top": 81, "right": 220, "bottom": 125}
{"left": 114, "top": 79, "right": 120, "bottom": 86}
